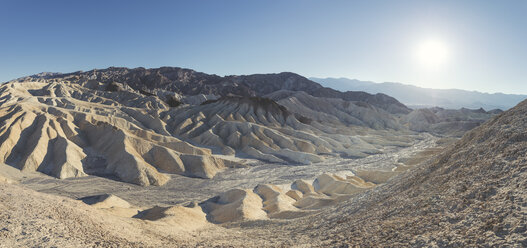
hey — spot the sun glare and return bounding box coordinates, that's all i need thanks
[415,39,449,68]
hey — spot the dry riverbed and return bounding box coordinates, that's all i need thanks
[15,133,447,207]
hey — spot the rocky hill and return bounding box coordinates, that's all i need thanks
[405,107,501,136]
[0,81,238,186]
[266,90,403,130]
[296,99,527,246]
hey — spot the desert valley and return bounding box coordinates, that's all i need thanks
[0,67,525,247]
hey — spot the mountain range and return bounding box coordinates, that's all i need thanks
[311,77,527,110]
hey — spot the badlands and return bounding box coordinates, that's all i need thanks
[1,67,523,247]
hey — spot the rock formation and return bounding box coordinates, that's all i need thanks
[0,81,237,185]
[200,170,380,223]
[406,107,498,136]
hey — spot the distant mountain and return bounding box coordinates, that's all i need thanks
[310,77,527,110]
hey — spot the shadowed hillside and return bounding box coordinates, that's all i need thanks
[298,99,527,247]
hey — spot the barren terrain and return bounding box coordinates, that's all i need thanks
[0,132,447,247]
[2,67,518,247]
[15,133,437,207]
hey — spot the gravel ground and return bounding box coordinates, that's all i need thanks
[18,133,438,207]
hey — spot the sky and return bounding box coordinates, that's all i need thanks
[0,0,526,94]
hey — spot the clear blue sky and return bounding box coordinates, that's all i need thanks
[1,0,526,94]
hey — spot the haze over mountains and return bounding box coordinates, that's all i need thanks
[312,77,527,110]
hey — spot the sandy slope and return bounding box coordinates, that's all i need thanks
[0,181,277,247]
[0,182,164,247]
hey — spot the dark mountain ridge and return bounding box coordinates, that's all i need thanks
[18,66,411,114]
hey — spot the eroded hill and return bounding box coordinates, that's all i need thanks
[1,68,428,186]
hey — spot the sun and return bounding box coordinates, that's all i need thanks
[415,39,449,68]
